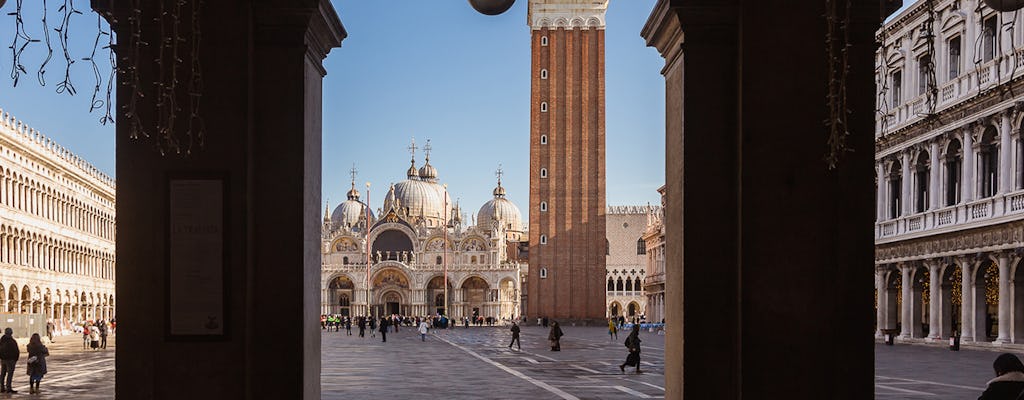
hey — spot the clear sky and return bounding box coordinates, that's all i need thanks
[0,1,665,222]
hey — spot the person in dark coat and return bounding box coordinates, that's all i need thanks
[357,317,366,338]
[508,322,521,350]
[548,321,563,351]
[620,324,642,373]
[0,327,19,393]
[25,333,48,394]
[379,317,389,343]
[978,353,1024,400]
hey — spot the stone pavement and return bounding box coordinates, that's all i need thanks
[875,342,1009,399]
[0,334,115,399]
[322,324,666,399]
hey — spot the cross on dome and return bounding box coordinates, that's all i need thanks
[495,164,504,185]
[349,163,358,188]
[407,137,418,162]
[423,139,432,161]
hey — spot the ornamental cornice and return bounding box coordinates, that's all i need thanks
[875,76,1024,154]
[875,221,1024,263]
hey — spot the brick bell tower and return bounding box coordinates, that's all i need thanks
[527,0,608,322]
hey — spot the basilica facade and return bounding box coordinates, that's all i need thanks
[321,152,525,321]
[876,0,1024,345]
[0,110,116,327]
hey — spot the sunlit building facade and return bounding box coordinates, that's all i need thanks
[0,111,116,328]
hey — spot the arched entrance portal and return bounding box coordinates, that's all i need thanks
[427,276,453,316]
[371,268,410,316]
[328,275,355,316]
[461,276,489,319]
[609,302,621,317]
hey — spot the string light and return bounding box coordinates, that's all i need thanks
[37,0,52,86]
[84,13,109,113]
[54,0,82,96]
[824,0,852,169]
[8,0,39,87]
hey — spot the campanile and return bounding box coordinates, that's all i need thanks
[527,0,608,322]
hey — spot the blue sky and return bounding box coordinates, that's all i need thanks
[0,1,665,221]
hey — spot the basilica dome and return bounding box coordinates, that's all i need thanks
[331,186,373,228]
[477,181,523,239]
[384,162,451,226]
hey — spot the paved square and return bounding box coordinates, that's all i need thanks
[875,342,1011,399]
[321,324,666,399]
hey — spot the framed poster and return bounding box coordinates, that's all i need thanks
[166,173,228,339]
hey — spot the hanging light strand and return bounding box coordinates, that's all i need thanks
[100,12,116,125]
[54,0,82,96]
[8,0,38,87]
[186,0,205,153]
[824,0,852,169]
[84,13,109,113]
[37,0,53,86]
[124,0,148,139]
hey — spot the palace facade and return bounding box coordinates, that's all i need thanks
[643,186,665,324]
[876,0,1024,344]
[321,150,525,320]
[0,111,116,326]
[605,205,655,319]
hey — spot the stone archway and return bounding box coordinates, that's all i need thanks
[328,275,355,316]
[460,276,489,319]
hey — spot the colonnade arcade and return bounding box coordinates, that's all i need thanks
[875,249,1024,343]
[321,265,519,320]
[0,283,113,322]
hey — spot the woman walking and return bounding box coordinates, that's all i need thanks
[548,321,563,351]
[418,320,429,342]
[620,325,642,373]
[25,333,48,394]
[608,319,618,340]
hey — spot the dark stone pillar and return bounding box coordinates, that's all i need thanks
[643,1,877,398]
[95,1,344,398]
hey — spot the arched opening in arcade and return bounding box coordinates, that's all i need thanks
[609,302,621,317]
[370,268,410,316]
[460,276,489,319]
[627,301,639,317]
[328,275,355,316]
[426,276,453,315]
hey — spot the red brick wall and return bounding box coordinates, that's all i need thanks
[528,26,606,321]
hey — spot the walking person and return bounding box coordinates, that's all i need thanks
[508,322,521,350]
[418,320,429,342]
[25,333,48,394]
[45,321,54,343]
[369,317,376,338]
[0,328,19,393]
[379,317,389,343]
[358,317,366,338]
[978,353,1024,400]
[82,324,90,350]
[548,321,563,351]
[620,324,643,374]
[608,319,618,340]
[345,317,352,336]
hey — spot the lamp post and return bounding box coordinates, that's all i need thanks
[443,183,449,318]
[365,182,372,319]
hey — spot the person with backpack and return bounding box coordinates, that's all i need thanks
[0,327,19,393]
[25,333,48,394]
[548,321,563,351]
[620,324,642,374]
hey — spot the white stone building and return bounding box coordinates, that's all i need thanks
[642,186,665,324]
[875,0,1024,344]
[605,205,656,319]
[321,147,524,320]
[0,110,116,327]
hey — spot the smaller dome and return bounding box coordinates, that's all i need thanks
[331,199,373,228]
[346,187,360,201]
[406,162,419,179]
[477,181,523,238]
[493,185,506,197]
[419,161,438,182]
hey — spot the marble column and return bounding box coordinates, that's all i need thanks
[964,127,976,202]
[901,265,914,338]
[1001,111,1013,194]
[930,140,941,211]
[928,262,942,339]
[876,269,887,337]
[961,258,975,341]
[998,253,1012,343]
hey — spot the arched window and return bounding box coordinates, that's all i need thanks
[635,278,642,290]
[636,238,646,255]
[540,168,548,178]
[540,102,548,112]
[436,256,443,265]
[979,126,999,198]
[540,201,548,212]
[540,234,547,244]
[945,140,962,206]
[625,279,633,291]
[541,135,548,145]
[540,69,548,79]
[607,278,614,291]
[889,160,903,218]
[914,151,929,213]
[342,256,349,265]
[539,268,548,279]
[339,295,350,307]
[616,278,624,291]
[541,36,548,46]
